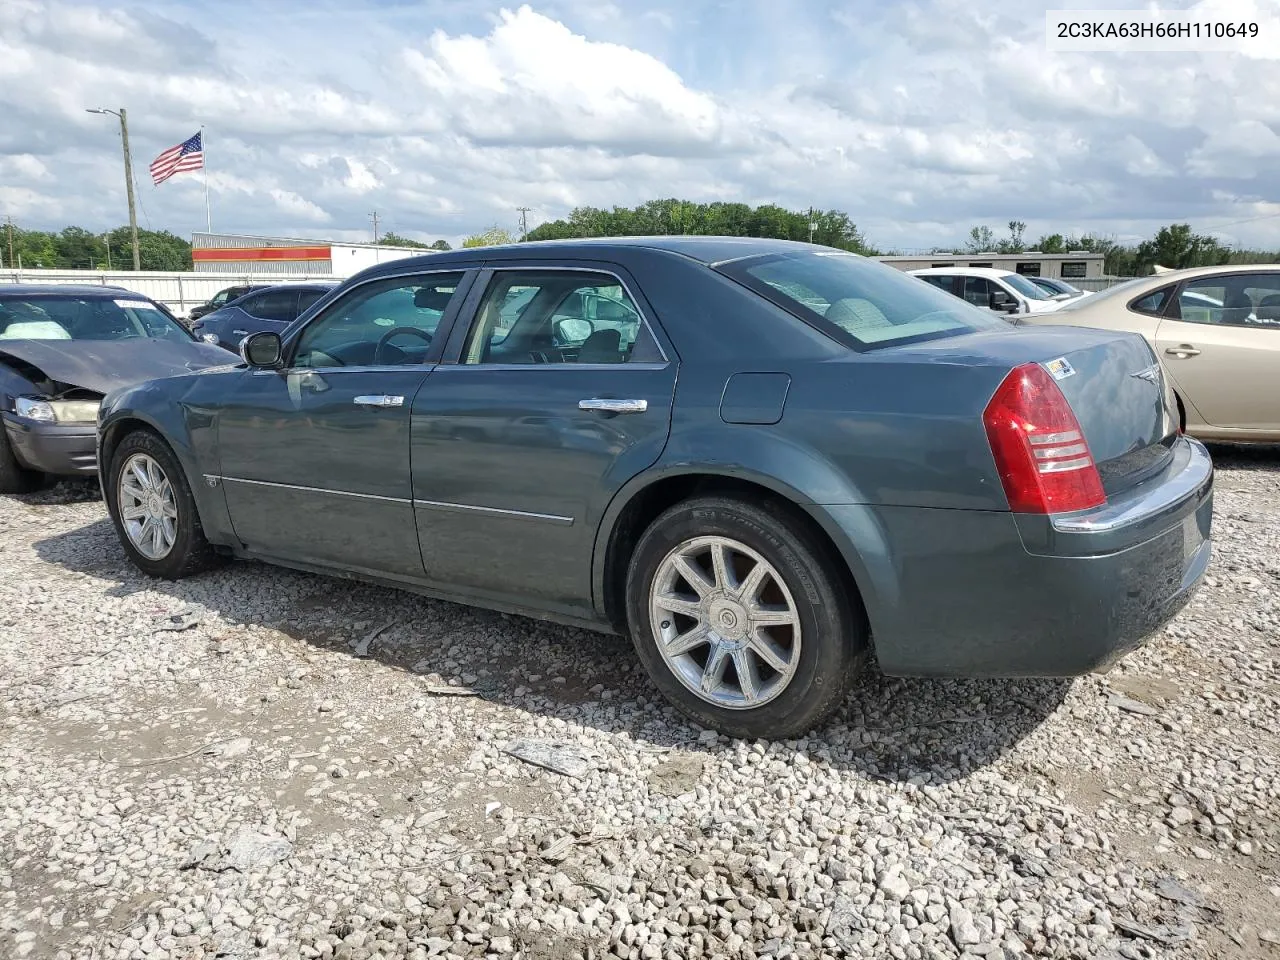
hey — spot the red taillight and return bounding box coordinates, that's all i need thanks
[983,362,1106,514]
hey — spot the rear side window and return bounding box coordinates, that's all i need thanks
[719,253,1008,350]
[1129,286,1172,317]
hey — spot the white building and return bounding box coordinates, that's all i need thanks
[876,251,1106,280]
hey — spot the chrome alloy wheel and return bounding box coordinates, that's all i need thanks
[648,535,802,710]
[117,453,178,560]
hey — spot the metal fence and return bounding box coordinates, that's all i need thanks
[0,269,334,317]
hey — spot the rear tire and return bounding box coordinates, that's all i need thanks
[0,430,46,494]
[105,429,224,579]
[626,495,867,739]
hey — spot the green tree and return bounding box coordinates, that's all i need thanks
[379,231,431,249]
[1134,223,1229,272]
[996,220,1026,254]
[964,226,996,253]
[461,226,515,248]
[429,239,452,251]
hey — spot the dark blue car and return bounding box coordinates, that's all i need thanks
[96,238,1213,738]
[190,282,337,352]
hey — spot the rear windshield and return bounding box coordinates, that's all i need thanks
[718,252,1010,350]
[0,295,193,342]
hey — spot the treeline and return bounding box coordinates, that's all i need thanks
[951,221,1280,275]
[525,199,876,254]
[1,225,192,271]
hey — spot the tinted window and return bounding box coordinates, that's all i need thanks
[1001,273,1053,300]
[962,276,993,306]
[1061,261,1088,279]
[1177,274,1280,327]
[297,289,329,313]
[462,271,658,365]
[917,275,954,293]
[243,289,298,322]
[721,252,1007,350]
[293,273,465,368]
[0,295,192,342]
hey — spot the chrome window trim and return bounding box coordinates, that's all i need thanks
[414,498,574,525]
[463,264,670,365]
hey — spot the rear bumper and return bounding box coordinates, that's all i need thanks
[837,436,1214,677]
[1,415,98,476]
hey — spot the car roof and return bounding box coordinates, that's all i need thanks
[362,236,835,272]
[242,282,338,292]
[0,284,145,297]
[908,267,1018,279]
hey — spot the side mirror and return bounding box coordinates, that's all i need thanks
[240,331,283,368]
[989,290,1020,313]
[555,316,595,342]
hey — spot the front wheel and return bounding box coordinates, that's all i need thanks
[106,430,224,579]
[626,496,867,739]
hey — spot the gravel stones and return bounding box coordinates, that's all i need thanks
[1,452,1279,959]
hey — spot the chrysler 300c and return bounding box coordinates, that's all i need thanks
[97,238,1213,738]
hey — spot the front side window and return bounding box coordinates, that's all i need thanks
[962,276,994,307]
[293,272,465,368]
[461,271,660,365]
[720,252,1007,350]
[1177,274,1280,327]
[0,296,192,342]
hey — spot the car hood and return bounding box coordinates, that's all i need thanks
[0,338,233,394]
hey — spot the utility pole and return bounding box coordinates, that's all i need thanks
[370,211,380,243]
[86,106,141,270]
[4,216,14,269]
[808,207,817,244]
[517,206,530,240]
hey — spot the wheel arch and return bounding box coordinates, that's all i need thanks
[593,466,887,643]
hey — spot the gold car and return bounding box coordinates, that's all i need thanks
[1021,265,1280,441]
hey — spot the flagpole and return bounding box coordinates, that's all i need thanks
[201,125,212,233]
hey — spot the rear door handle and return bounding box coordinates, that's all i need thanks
[1165,345,1201,358]
[579,398,647,414]
[353,395,405,407]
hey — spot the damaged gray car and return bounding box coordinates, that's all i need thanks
[0,285,231,493]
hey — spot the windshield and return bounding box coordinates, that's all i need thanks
[1001,273,1054,300]
[719,252,1010,350]
[0,295,194,342]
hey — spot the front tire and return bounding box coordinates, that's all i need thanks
[626,495,867,739]
[0,430,46,494]
[106,429,223,579]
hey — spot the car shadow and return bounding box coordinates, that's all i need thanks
[29,509,1074,784]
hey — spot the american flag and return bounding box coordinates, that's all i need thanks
[149,131,203,185]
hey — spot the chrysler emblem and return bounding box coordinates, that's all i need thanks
[1131,364,1161,384]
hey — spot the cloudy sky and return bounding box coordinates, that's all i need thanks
[2,0,1279,251]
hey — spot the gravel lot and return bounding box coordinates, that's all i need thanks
[1,447,1277,960]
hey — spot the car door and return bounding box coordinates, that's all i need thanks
[410,264,678,614]
[1155,272,1280,430]
[215,269,474,576]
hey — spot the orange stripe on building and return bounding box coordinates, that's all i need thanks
[193,246,332,262]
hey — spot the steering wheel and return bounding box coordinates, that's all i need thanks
[373,326,432,365]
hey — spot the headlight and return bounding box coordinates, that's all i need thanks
[14,397,55,422]
[14,396,100,424]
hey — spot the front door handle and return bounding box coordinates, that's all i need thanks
[579,398,647,414]
[1165,345,1201,358]
[353,395,405,407]
[232,329,249,336]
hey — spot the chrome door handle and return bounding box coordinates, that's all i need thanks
[232,329,249,336]
[579,398,647,414]
[353,395,405,407]
[1165,345,1201,358]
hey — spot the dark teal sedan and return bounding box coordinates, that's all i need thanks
[96,238,1213,738]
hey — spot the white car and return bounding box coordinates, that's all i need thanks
[908,267,1068,317]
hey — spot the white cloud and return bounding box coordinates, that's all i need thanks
[2,0,1280,252]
